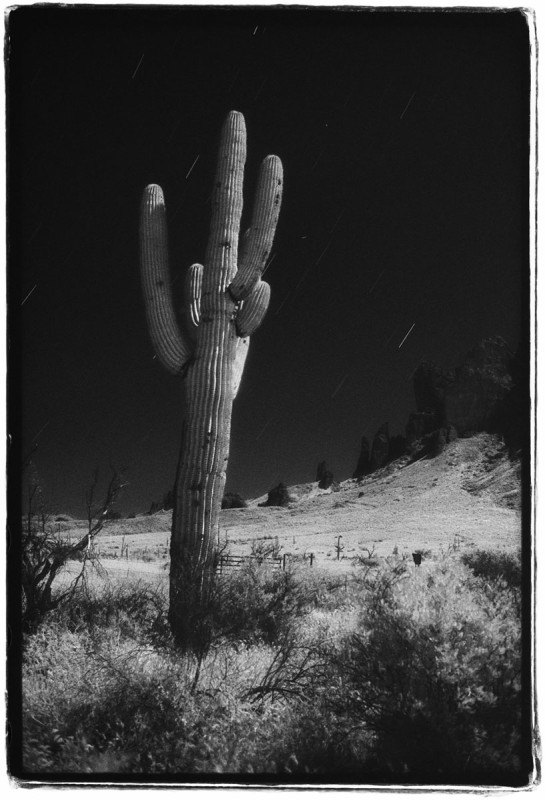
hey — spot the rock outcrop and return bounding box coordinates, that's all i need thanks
[489,342,528,456]
[316,461,334,490]
[353,436,371,479]
[445,337,514,436]
[371,423,390,471]
[353,336,523,476]
[388,434,407,461]
[354,428,405,477]
[259,482,291,508]
[406,336,521,459]
[406,411,438,448]
[413,361,453,422]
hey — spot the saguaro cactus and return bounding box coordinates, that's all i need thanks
[140,111,283,647]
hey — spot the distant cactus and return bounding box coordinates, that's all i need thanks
[140,111,283,648]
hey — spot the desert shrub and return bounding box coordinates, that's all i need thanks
[290,567,355,612]
[222,491,247,509]
[180,560,349,653]
[250,537,281,561]
[461,549,521,589]
[236,601,370,775]
[329,554,523,783]
[21,549,525,780]
[54,580,170,645]
[21,466,126,633]
[22,606,319,774]
[209,564,309,644]
[258,697,373,776]
[23,620,211,772]
[163,559,313,659]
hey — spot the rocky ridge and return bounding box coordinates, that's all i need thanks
[356,336,526,475]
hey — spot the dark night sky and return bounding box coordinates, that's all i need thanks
[8,6,530,517]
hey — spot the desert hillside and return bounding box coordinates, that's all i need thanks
[222,432,521,566]
[62,432,522,581]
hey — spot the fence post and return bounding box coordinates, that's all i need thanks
[283,553,287,572]
[310,552,314,567]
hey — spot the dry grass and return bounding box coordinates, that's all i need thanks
[51,434,521,598]
[20,546,529,784]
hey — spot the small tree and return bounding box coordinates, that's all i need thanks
[22,465,127,633]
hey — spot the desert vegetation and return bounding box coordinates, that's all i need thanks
[21,465,127,634]
[20,545,526,784]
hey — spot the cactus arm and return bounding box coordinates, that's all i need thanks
[203,110,246,299]
[229,155,283,301]
[239,227,251,260]
[236,280,271,337]
[140,184,193,374]
[232,337,250,397]
[185,263,203,329]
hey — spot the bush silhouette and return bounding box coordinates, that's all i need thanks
[221,492,247,509]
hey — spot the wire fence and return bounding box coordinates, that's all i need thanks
[57,548,318,590]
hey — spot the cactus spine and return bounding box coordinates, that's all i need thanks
[140,111,283,646]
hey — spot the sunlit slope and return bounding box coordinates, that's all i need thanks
[221,433,521,566]
[62,433,522,574]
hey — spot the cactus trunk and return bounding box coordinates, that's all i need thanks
[139,111,283,649]
[176,325,237,568]
[169,313,237,645]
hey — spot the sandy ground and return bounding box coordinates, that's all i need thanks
[58,433,522,586]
